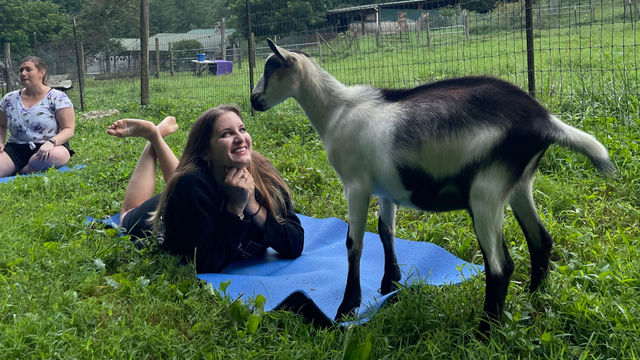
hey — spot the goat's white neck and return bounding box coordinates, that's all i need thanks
[292,63,349,139]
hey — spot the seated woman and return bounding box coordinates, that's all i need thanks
[0,56,75,177]
[107,104,304,273]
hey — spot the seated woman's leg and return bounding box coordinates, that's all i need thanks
[0,151,17,177]
[107,117,179,224]
[19,145,70,174]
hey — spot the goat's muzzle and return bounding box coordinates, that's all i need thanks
[250,93,270,111]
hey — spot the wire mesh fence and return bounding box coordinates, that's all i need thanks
[2,0,638,137]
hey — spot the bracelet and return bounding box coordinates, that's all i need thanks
[246,203,262,218]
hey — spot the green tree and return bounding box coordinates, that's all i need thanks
[0,0,70,55]
[51,0,89,15]
[0,0,30,50]
[149,0,219,35]
[220,0,329,38]
[172,39,204,52]
[75,0,137,57]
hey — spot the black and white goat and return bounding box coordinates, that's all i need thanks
[250,39,615,332]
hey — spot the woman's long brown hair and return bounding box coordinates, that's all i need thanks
[152,104,292,233]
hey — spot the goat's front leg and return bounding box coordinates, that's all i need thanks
[378,196,401,294]
[335,186,370,322]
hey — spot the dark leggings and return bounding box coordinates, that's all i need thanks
[121,194,161,239]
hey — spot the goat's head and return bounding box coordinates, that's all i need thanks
[250,39,307,111]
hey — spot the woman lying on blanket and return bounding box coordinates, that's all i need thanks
[107,104,304,273]
[0,56,75,177]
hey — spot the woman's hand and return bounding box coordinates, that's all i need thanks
[223,167,255,217]
[36,141,55,160]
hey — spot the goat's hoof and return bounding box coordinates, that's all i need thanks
[475,324,490,342]
[380,266,401,295]
[529,268,549,293]
[335,300,360,322]
[380,277,400,295]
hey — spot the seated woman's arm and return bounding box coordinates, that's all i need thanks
[52,107,75,144]
[261,194,304,259]
[0,111,7,151]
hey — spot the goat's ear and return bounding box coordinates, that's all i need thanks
[267,38,289,65]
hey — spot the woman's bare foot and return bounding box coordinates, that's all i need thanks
[107,119,158,139]
[157,116,178,138]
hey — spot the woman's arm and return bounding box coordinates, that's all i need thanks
[163,172,251,273]
[261,195,304,259]
[0,111,7,151]
[51,107,75,144]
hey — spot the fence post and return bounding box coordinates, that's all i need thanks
[525,0,536,97]
[140,0,150,106]
[425,12,431,46]
[463,9,470,41]
[246,0,255,115]
[376,6,382,47]
[3,42,17,92]
[72,18,86,111]
[168,42,174,76]
[316,33,323,63]
[236,46,241,70]
[155,37,160,78]
[221,18,226,60]
[34,32,39,56]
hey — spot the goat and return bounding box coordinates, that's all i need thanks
[250,39,615,333]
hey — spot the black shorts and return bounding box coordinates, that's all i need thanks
[3,141,74,174]
[121,194,161,239]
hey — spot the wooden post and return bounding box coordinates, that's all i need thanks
[246,0,255,114]
[168,42,174,76]
[425,12,431,46]
[105,54,111,73]
[220,18,226,60]
[155,37,160,78]
[463,10,470,41]
[236,46,241,70]
[316,33,322,63]
[73,18,86,111]
[140,0,150,106]
[3,42,16,92]
[33,32,39,56]
[525,0,536,97]
[376,6,381,47]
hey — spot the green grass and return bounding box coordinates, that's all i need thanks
[1,7,640,359]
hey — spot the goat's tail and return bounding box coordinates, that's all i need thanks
[547,115,617,175]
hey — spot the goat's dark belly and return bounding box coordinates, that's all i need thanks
[410,183,468,211]
[398,166,470,212]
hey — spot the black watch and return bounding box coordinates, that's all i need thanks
[47,138,57,145]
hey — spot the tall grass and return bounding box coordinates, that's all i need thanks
[1,11,639,359]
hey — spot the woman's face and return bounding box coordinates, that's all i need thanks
[208,111,252,170]
[19,61,45,87]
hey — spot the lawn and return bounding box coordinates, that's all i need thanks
[1,8,639,359]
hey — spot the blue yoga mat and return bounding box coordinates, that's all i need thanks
[87,212,483,325]
[0,164,86,184]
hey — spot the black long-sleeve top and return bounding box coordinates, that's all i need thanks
[160,168,304,273]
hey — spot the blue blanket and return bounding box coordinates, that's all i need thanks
[0,164,86,184]
[87,213,482,325]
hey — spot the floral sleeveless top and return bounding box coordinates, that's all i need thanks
[0,89,73,149]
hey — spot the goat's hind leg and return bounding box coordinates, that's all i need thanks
[509,175,553,292]
[469,170,514,333]
[378,197,401,295]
